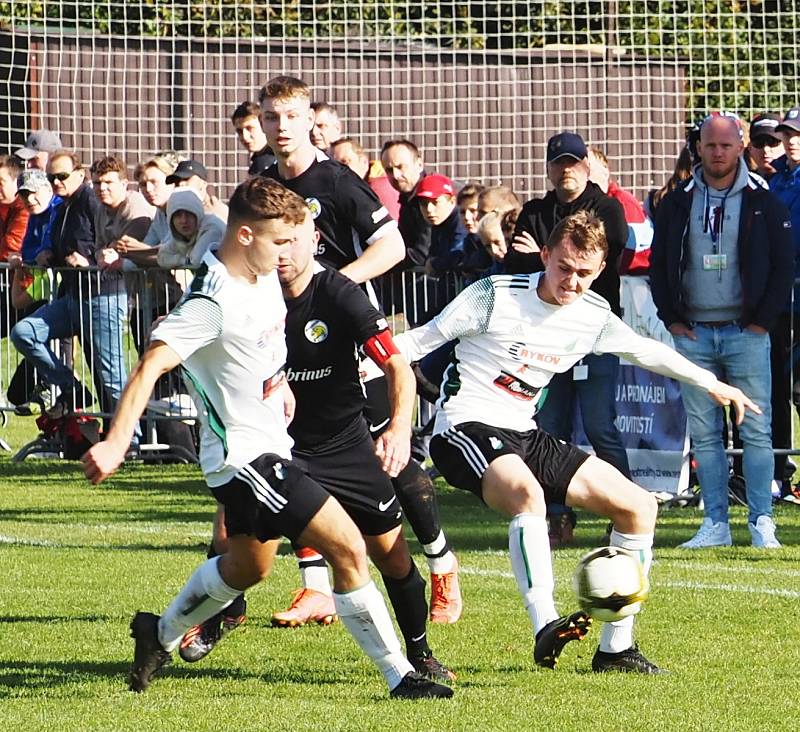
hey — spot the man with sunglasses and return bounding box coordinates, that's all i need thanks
[10,151,108,416]
[747,113,785,180]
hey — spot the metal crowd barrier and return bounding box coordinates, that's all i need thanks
[0,262,195,461]
[2,262,797,468]
[0,263,464,462]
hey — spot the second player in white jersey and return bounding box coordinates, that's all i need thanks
[396,272,717,434]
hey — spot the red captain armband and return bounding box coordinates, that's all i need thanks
[363,329,400,367]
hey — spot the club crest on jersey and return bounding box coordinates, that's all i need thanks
[489,436,504,450]
[304,319,329,343]
[305,197,322,219]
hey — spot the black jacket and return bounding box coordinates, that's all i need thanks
[397,175,432,270]
[506,181,627,314]
[50,182,98,265]
[650,173,794,331]
[249,146,275,176]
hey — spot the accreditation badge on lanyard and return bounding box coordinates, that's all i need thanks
[703,200,728,275]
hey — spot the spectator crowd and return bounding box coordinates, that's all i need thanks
[1,89,799,551]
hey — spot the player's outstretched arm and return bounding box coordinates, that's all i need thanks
[598,316,763,426]
[339,228,405,284]
[82,341,182,485]
[707,380,761,425]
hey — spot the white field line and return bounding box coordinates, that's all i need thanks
[459,566,800,599]
[465,551,800,579]
[2,533,799,598]
[654,560,800,579]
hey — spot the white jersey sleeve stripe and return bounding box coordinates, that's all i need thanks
[365,219,399,246]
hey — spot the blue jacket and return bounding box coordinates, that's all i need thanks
[21,195,63,263]
[426,206,468,276]
[768,155,800,310]
[650,168,794,331]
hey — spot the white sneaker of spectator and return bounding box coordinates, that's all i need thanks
[147,393,197,419]
[678,517,732,549]
[748,515,781,549]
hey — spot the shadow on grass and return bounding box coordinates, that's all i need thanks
[0,539,209,553]
[0,658,356,697]
[0,506,216,525]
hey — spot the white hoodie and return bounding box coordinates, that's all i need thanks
[158,188,225,268]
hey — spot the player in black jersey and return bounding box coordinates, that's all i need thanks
[257,75,462,627]
[181,208,456,684]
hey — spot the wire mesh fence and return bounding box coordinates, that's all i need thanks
[2,2,799,201]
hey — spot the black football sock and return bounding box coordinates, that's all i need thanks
[382,562,430,658]
[391,459,446,547]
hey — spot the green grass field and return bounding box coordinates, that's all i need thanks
[1,414,800,732]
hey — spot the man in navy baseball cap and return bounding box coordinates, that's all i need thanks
[546,132,588,163]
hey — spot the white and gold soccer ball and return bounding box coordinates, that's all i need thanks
[572,546,649,622]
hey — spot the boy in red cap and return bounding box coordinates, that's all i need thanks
[416,173,468,277]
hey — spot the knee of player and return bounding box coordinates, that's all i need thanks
[508,480,547,514]
[632,488,658,529]
[328,534,368,573]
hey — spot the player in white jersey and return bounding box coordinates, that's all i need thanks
[81,177,452,700]
[394,210,759,674]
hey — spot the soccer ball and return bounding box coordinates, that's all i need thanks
[572,546,649,622]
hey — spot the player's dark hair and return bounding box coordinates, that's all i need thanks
[381,139,421,158]
[228,176,308,228]
[90,155,128,179]
[258,76,311,104]
[545,210,608,257]
[231,100,262,124]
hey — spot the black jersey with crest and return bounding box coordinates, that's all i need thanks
[285,263,390,448]
[263,151,396,271]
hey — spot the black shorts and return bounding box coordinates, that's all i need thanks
[210,453,329,543]
[430,422,590,505]
[293,418,403,536]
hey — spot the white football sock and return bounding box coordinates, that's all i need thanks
[300,562,333,596]
[509,513,558,635]
[334,581,415,691]
[157,557,241,652]
[599,529,654,654]
[424,531,456,574]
